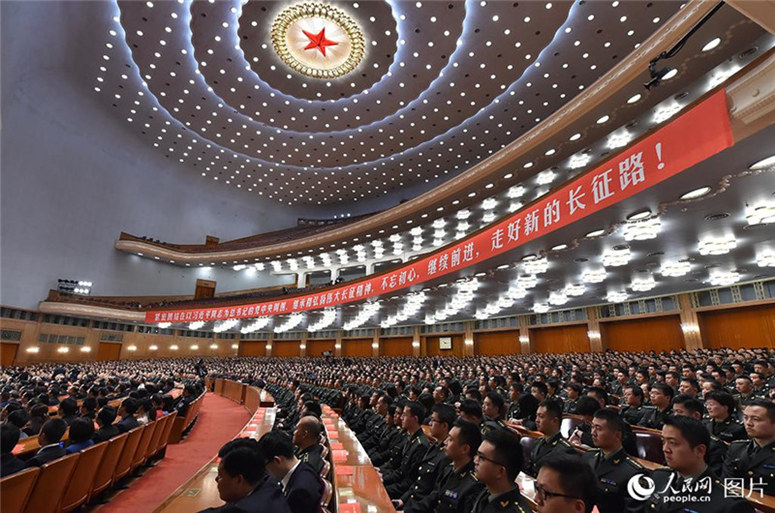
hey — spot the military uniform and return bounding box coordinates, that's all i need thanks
[471,486,532,513]
[638,406,672,430]
[368,423,400,466]
[733,392,761,409]
[620,404,646,426]
[383,428,431,499]
[297,443,324,475]
[705,417,747,444]
[525,431,577,477]
[430,461,485,513]
[723,439,775,497]
[481,417,510,435]
[644,467,754,512]
[563,397,579,414]
[581,447,647,513]
[400,442,450,508]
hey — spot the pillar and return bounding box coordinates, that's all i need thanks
[266,332,274,357]
[678,293,704,351]
[586,307,603,352]
[464,321,475,356]
[300,332,307,357]
[412,326,421,357]
[296,272,307,289]
[335,330,343,357]
[372,329,380,357]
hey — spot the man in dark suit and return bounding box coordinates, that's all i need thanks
[293,415,324,475]
[25,418,67,467]
[175,385,196,417]
[1,423,26,477]
[471,429,532,513]
[524,399,576,477]
[93,406,120,443]
[116,398,139,433]
[259,430,322,513]
[199,439,292,513]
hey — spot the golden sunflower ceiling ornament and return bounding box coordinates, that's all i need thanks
[271,2,365,79]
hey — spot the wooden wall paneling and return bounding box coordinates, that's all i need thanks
[531,325,590,354]
[424,335,464,356]
[273,340,301,357]
[342,338,373,357]
[0,342,19,366]
[97,342,122,361]
[380,337,413,356]
[601,315,684,353]
[699,304,775,349]
[239,341,267,357]
[307,340,336,357]
[474,330,521,355]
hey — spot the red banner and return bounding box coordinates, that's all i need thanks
[146,90,733,324]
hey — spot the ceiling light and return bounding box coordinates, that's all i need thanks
[749,155,775,170]
[565,283,586,297]
[189,321,204,330]
[597,115,610,124]
[516,274,538,289]
[170,345,178,350]
[522,258,548,275]
[602,247,631,267]
[533,303,549,314]
[456,209,471,220]
[585,229,606,238]
[536,170,556,185]
[549,291,568,305]
[507,185,526,198]
[622,217,661,241]
[627,94,641,104]
[607,131,633,149]
[746,201,775,226]
[698,234,737,255]
[631,274,656,292]
[756,250,775,267]
[663,68,678,80]
[569,153,592,169]
[660,260,691,277]
[551,244,568,251]
[158,322,172,329]
[680,187,712,200]
[627,210,651,221]
[569,133,582,141]
[581,268,606,283]
[702,37,721,52]
[606,291,628,303]
[214,319,239,333]
[709,269,740,287]
[482,198,497,210]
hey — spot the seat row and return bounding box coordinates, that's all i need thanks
[1,411,177,513]
[167,393,204,444]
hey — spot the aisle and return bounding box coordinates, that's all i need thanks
[92,392,251,513]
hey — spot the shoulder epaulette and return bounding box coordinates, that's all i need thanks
[730,439,750,445]
[625,456,645,470]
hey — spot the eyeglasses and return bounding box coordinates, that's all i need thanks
[534,484,582,503]
[475,451,506,467]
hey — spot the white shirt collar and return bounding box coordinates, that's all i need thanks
[281,460,301,491]
[38,442,60,452]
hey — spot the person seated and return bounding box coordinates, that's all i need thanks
[381,402,431,499]
[619,385,646,425]
[58,397,79,426]
[524,399,576,477]
[116,398,140,433]
[23,404,49,437]
[672,394,727,474]
[292,415,324,475]
[534,453,597,513]
[174,385,196,417]
[704,390,747,443]
[66,418,95,454]
[258,430,322,513]
[580,409,645,513]
[481,392,509,434]
[638,383,674,430]
[93,406,120,443]
[80,397,98,420]
[471,429,533,512]
[136,399,156,425]
[645,416,753,512]
[198,438,291,513]
[1,423,26,477]
[25,418,67,467]
[724,399,775,497]
[7,409,30,439]
[458,399,485,429]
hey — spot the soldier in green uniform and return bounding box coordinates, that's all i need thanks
[619,385,647,426]
[581,409,646,513]
[638,383,674,430]
[524,399,577,477]
[382,401,431,499]
[645,416,753,512]
[723,399,775,497]
[481,392,509,434]
[471,430,533,513]
[292,415,324,475]
[704,391,747,443]
[534,453,597,513]
[672,395,727,475]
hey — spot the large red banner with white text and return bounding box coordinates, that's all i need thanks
[145,90,734,323]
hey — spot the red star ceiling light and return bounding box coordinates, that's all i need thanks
[271,3,365,79]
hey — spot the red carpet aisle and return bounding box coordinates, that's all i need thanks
[95,392,251,513]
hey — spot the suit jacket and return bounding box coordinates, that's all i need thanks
[525,431,577,477]
[198,475,293,513]
[297,444,324,475]
[723,439,775,496]
[93,424,120,443]
[117,415,139,433]
[1,452,27,477]
[471,486,532,513]
[284,462,322,513]
[645,467,754,512]
[25,444,66,468]
[581,447,646,513]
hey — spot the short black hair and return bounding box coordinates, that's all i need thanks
[593,408,625,434]
[69,418,95,444]
[484,391,505,415]
[97,406,118,426]
[41,418,68,443]
[258,430,295,460]
[482,429,523,482]
[121,398,138,414]
[672,394,703,416]
[1,423,21,454]
[575,396,600,416]
[662,415,709,450]
[452,419,481,459]
[704,391,737,417]
[624,385,645,399]
[8,409,29,430]
[651,383,675,400]
[459,399,483,420]
[432,403,456,429]
[405,401,425,422]
[680,378,699,391]
[746,399,775,423]
[221,445,266,485]
[60,397,78,416]
[587,387,608,404]
[531,382,548,396]
[303,400,322,418]
[538,399,563,422]
[537,454,597,513]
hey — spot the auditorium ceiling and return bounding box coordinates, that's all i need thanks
[92,0,760,206]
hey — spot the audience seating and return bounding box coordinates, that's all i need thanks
[113,426,144,482]
[519,435,538,467]
[59,442,108,513]
[634,431,666,465]
[0,468,40,513]
[131,421,157,472]
[89,433,128,499]
[23,453,79,513]
[560,416,584,438]
[168,393,204,444]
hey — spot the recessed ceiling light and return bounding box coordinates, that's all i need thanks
[663,68,678,80]
[750,155,775,170]
[702,37,721,52]
[680,186,712,200]
[551,244,568,251]
[585,229,605,238]
[626,210,651,221]
[596,115,610,124]
[627,94,641,104]
[569,133,581,141]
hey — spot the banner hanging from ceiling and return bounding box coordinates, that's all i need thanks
[146,89,733,323]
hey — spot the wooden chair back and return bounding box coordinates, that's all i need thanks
[59,442,107,513]
[89,433,127,498]
[0,467,40,513]
[23,453,80,513]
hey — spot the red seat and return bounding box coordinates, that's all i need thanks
[89,433,127,499]
[0,467,40,513]
[24,453,80,513]
[519,436,539,469]
[113,426,144,482]
[59,442,108,512]
[635,431,665,464]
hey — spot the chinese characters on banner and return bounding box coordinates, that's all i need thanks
[145,90,734,324]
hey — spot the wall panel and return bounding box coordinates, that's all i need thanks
[531,325,590,354]
[97,342,122,361]
[699,304,775,349]
[475,330,521,355]
[273,340,301,357]
[601,315,683,353]
[380,337,413,356]
[307,340,336,357]
[239,341,267,357]
[343,338,373,357]
[1,342,19,366]
[424,335,464,356]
